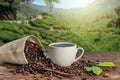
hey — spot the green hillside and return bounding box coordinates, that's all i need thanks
[0,14,120,52]
[0,15,78,50]
[70,18,120,52]
[17,4,40,19]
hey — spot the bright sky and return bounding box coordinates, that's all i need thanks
[33,0,95,9]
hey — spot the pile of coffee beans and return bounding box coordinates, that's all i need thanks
[14,41,96,78]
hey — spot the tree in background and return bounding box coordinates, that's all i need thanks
[0,0,60,20]
[0,0,32,20]
[114,5,120,27]
[44,0,60,14]
[115,5,120,16]
[107,5,120,28]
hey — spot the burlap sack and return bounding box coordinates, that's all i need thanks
[0,35,44,64]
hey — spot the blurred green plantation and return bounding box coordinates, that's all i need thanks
[29,15,68,30]
[0,15,80,50]
[0,13,120,52]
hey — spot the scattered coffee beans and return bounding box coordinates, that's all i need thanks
[14,41,96,78]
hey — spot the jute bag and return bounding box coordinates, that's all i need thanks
[0,35,44,64]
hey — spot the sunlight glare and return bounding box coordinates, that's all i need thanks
[76,0,94,8]
[55,0,95,9]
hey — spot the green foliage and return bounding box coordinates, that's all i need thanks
[68,17,120,52]
[30,15,68,30]
[97,62,115,67]
[0,13,120,52]
[0,0,33,20]
[92,67,103,76]
[85,62,115,76]
[115,5,120,16]
[16,11,27,20]
[0,21,42,45]
[0,40,4,46]
[0,30,17,42]
[0,1,9,6]
[107,5,120,28]
[44,0,60,14]
[17,4,40,20]
[85,66,103,76]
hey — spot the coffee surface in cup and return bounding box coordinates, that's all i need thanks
[51,44,74,47]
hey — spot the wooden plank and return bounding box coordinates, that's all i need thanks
[0,52,120,80]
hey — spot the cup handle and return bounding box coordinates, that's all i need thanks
[74,47,84,62]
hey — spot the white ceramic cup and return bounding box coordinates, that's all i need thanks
[48,42,84,66]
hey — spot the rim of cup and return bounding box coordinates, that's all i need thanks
[49,42,76,48]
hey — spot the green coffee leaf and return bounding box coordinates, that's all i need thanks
[84,67,93,72]
[85,66,103,76]
[97,62,115,67]
[92,67,103,76]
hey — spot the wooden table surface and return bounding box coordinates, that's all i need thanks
[0,52,120,80]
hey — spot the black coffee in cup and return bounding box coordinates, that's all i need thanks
[51,44,74,47]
